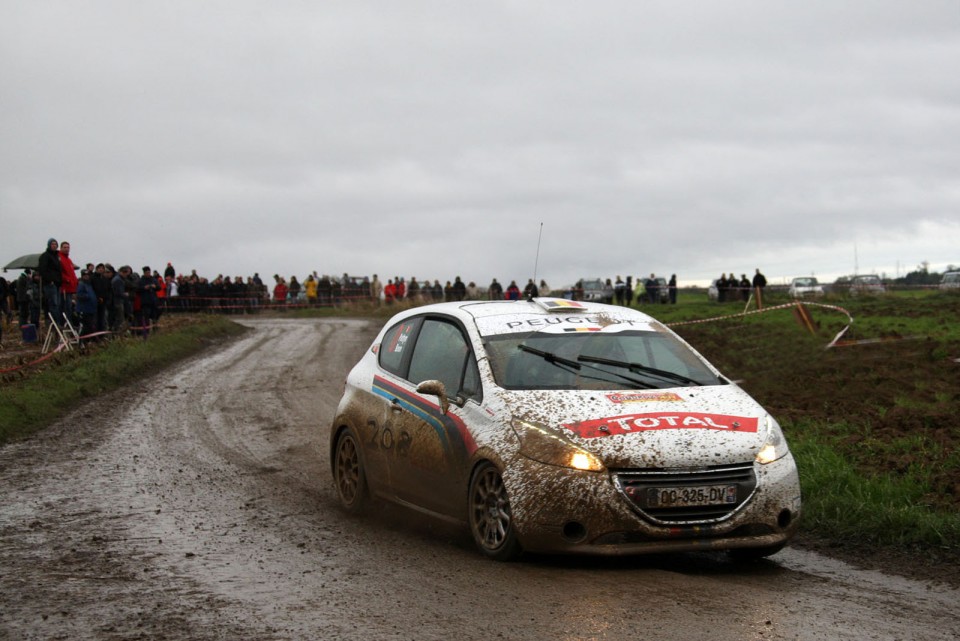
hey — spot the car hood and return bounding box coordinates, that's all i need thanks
[501,385,771,468]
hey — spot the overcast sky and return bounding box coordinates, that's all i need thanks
[2,1,958,288]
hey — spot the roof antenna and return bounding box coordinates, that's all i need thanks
[529,222,543,301]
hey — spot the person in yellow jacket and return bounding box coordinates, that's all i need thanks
[304,274,318,306]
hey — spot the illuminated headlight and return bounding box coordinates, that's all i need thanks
[756,415,790,465]
[511,419,604,472]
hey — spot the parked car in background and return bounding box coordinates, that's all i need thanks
[788,277,824,298]
[940,271,960,290]
[653,277,670,303]
[577,278,614,304]
[849,274,886,296]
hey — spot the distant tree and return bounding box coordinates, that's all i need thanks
[895,263,942,286]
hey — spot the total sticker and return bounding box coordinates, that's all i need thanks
[564,412,759,439]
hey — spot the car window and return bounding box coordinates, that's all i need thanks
[378,318,422,376]
[486,330,719,391]
[407,318,476,400]
[460,351,482,403]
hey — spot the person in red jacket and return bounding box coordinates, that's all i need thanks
[59,240,79,322]
[383,279,397,304]
[273,275,288,307]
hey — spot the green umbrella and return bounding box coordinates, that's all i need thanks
[3,253,42,272]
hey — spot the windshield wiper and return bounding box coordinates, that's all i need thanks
[516,344,657,389]
[517,344,581,370]
[577,355,703,387]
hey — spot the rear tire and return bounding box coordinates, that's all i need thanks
[333,428,368,514]
[468,463,522,561]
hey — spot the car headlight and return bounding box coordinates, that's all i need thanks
[511,419,605,472]
[756,415,790,465]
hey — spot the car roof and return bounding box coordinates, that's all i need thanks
[381,298,662,337]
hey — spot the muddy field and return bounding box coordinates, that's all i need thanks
[673,306,960,511]
[1,317,959,640]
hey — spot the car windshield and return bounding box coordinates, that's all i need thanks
[483,330,722,391]
[793,278,817,286]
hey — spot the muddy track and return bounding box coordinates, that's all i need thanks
[1,318,958,640]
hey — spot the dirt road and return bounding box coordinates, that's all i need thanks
[2,317,958,640]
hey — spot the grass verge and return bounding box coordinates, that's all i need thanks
[653,290,960,555]
[0,316,247,445]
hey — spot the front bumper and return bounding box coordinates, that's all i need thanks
[502,452,801,555]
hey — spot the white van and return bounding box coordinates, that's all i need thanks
[940,271,960,290]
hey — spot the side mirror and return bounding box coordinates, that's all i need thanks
[416,380,449,415]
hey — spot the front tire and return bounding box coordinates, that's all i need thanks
[468,463,522,561]
[333,428,368,514]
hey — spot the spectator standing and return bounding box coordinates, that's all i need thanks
[752,268,767,308]
[717,274,728,302]
[59,241,79,323]
[370,274,382,304]
[75,269,98,338]
[165,274,179,312]
[506,280,521,300]
[16,269,32,327]
[466,281,478,300]
[38,238,63,326]
[109,265,130,331]
[523,279,539,299]
[383,279,397,304]
[0,276,10,326]
[273,276,288,306]
[452,276,467,301]
[164,262,176,279]
[488,278,503,300]
[407,277,421,302]
[91,263,112,331]
[304,274,318,305]
[318,275,332,305]
[668,274,678,304]
[614,276,625,305]
[631,277,643,305]
[289,276,301,304]
[646,274,658,304]
[26,271,42,329]
[739,274,751,302]
[137,266,159,337]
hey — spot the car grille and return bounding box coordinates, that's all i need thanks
[612,463,757,525]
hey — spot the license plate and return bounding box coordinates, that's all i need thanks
[647,484,738,508]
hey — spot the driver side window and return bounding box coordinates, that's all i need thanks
[408,318,481,403]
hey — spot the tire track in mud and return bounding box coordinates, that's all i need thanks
[2,318,959,640]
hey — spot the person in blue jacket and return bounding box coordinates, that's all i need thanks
[75,269,99,339]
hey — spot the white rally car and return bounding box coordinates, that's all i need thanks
[330,298,801,560]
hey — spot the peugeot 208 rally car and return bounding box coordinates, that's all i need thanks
[330,298,801,560]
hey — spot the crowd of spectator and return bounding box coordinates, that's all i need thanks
[0,238,568,343]
[2,238,768,346]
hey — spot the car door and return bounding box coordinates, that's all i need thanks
[366,316,423,500]
[389,317,481,517]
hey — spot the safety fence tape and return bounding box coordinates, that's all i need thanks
[665,301,854,349]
